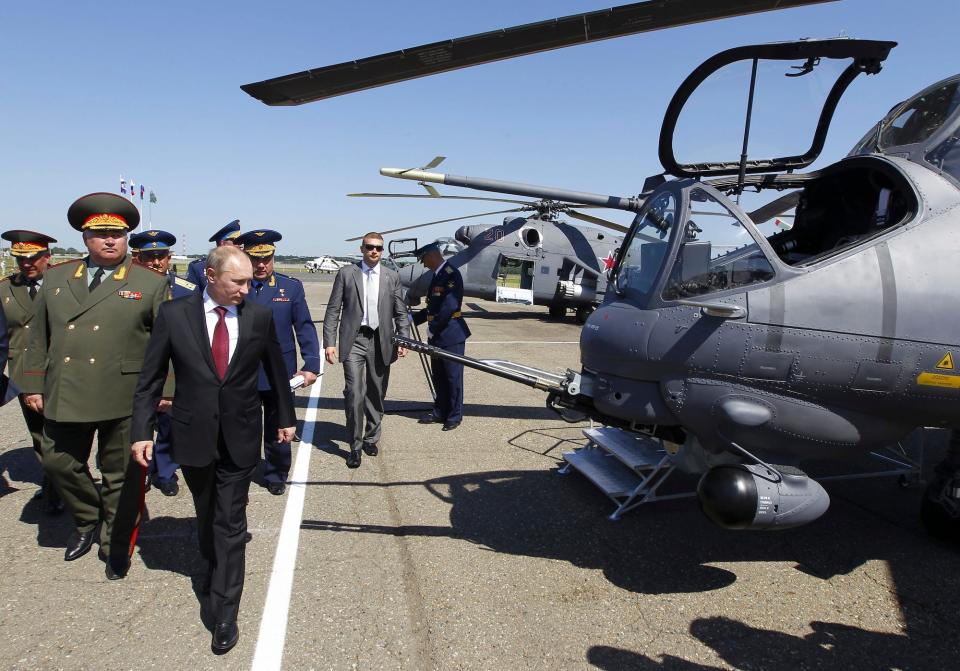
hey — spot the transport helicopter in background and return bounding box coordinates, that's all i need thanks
[243,0,960,536]
[348,159,629,322]
[304,255,350,273]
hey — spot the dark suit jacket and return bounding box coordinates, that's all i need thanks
[131,293,296,468]
[322,261,410,363]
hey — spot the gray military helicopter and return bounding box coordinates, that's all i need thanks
[243,0,960,536]
[347,168,627,322]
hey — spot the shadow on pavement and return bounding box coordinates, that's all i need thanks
[0,446,42,497]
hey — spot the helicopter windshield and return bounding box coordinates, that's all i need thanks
[662,187,775,300]
[614,191,676,297]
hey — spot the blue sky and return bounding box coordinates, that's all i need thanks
[2,1,958,256]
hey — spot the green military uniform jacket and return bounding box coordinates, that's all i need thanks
[22,256,171,422]
[0,272,39,389]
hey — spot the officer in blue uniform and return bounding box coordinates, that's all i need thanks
[130,229,197,496]
[414,243,471,431]
[186,219,241,290]
[236,229,320,494]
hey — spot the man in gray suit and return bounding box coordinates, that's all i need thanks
[323,232,409,468]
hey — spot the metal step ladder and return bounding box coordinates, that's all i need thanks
[560,427,693,520]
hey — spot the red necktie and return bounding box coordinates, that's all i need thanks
[212,306,229,379]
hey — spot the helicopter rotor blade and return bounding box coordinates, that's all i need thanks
[344,207,529,241]
[347,192,536,206]
[565,209,630,234]
[747,191,802,224]
[241,0,836,106]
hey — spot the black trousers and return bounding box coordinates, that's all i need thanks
[181,438,256,623]
[261,389,294,484]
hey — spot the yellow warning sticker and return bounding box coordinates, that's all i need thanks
[936,352,955,370]
[917,372,960,389]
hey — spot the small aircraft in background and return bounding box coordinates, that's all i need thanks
[304,255,350,273]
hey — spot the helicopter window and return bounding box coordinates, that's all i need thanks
[926,135,960,184]
[880,79,960,149]
[615,191,676,296]
[662,189,774,300]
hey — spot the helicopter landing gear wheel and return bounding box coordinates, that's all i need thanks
[921,476,960,542]
[575,306,593,324]
[548,303,566,320]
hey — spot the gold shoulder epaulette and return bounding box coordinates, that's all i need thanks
[174,276,197,290]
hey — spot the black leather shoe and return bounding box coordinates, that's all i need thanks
[267,482,286,496]
[211,621,239,654]
[442,421,461,431]
[244,531,252,543]
[362,442,379,457]
[104,556,128,580]
[158,480,179,497]
[64,530,96,561]
[346,450,362,469]
[418,414,443,425]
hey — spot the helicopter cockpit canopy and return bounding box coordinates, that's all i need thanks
[850,73,960,188]
[614,180,776,304]
[659,39,896,180]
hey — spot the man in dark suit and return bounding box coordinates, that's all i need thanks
[131,245,296,655]
[236,229,320,494]
[323,232,409,468]
[185,219,241,290]
[414,243,471,431]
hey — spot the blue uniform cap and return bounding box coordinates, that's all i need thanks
[209,219,241,243]
[236,229,283,257]
[130,229,176,253]
[415,242,442,259]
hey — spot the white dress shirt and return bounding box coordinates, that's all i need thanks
[202,289,239,363]
[360,261,381,329]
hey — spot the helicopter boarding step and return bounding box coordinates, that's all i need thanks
[560,427,693,521]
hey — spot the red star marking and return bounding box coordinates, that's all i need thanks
[601,252,616,271]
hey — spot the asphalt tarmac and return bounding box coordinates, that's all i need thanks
[0,279,958,670]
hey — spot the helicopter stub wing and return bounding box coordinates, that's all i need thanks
[241,0,837,106]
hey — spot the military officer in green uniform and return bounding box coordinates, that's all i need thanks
[0,230,64,514]
[21,193,172,575]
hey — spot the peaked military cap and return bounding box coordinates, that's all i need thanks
[67,192,140,232]
[208,219,241,243]
[1,229,57,257]
[414,241,442,259]
[130,229,176,253]
[236,229,282,257]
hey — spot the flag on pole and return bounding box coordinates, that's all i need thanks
[140,184,144,200]
[149,190,157,204]
[120,176,127,195]
[129,181,136,201]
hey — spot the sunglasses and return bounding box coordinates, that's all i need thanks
[363,244,384,252]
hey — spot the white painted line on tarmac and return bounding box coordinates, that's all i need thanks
[251,363,324,671]
[467,341,579,344]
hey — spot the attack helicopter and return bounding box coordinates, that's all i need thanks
[242,0,960,536]
[348,160,628,322]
